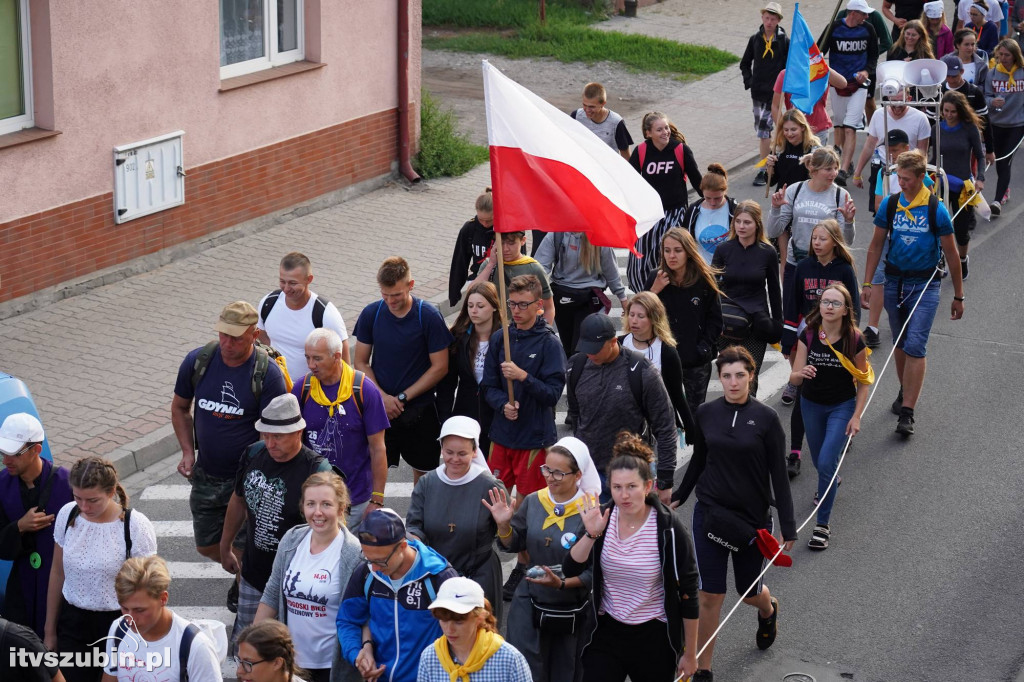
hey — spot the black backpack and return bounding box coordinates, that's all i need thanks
[260,290,330,328]
[566,347,649,439]
[108,616,201,682]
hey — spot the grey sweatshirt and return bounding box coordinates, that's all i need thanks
[535,232,628,299]
[985,66,1024,128]
[768,181,855,264]
[567,349,677,488]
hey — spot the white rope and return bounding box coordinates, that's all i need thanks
[674,264,944,682]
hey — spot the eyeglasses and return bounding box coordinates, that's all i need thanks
[233,657,268,673]
[539,465,573,481]
[3,443,34,457]
[820,300,846,310]
[507,299,538,310]
[360,544,403,568]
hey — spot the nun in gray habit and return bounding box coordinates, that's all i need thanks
[407,415,507,620]
[483,436,602,682]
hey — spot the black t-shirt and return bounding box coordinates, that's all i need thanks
[629,141,694,211]
[233,444,330,591]
[773,141,811,191]
[891,0,926,20]
[0,618,59,682]
[800,329,866,405]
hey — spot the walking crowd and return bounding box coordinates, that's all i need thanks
[4,0,1013,680]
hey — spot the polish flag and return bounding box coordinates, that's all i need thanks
[482,61,664,253]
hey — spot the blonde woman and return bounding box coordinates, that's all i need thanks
[711,201,783,397]
[620,292,695,440]
[535,231,628,358]
[889,19,936,60]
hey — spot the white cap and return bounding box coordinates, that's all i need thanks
[428,577,485,614]
[847,0,872,13]
[0,413,45,455]
[923,0,943,17]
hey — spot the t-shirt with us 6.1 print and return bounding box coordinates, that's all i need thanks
[233,444,331,591]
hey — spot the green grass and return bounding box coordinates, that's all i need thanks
[423,0,736,80]
[414,90,490,179]
[423,0,599,29]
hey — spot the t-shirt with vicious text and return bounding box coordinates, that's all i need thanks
[353,298,454,407]
[692,203,731,265]
[234,445,331,591]
[103,612,222,682]
[569,108,634,151]
[174,346,287,478]
[800,330,866,405]
[257,291,349,383]
[292,375,390,504]
[282,532,346,669]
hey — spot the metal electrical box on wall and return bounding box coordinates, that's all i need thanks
[112,131,186,224]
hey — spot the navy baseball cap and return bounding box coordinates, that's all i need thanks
[887,129,910,146]
[941,54,963,77]
[576,313,617,355]
[357,508,407,546]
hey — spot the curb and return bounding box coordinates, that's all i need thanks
[108,424,180,479]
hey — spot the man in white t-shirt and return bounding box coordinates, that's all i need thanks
[851,88,931,207]
[103,556,221,682]
[257,252,350,376]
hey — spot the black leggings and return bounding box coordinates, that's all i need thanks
[553,290,601,358]
[992,124,1024,203]
[791,384,805,452]
[718,335,768,397]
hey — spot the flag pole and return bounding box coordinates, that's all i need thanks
[765,142,776,199]
[494,241,516,406]
[816,0,844,51]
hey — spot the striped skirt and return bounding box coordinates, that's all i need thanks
[626,205,687,294]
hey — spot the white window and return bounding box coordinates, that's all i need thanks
[220,0,304,79]
[0,0,34,136]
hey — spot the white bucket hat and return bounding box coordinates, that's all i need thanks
[254,394,306,433]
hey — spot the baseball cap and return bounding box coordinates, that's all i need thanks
[214,301,258,337]
[846,0,872,13]
[0,413,44,455]
[941,54,964,77]
[358,508,407,546]
[428,577,485,614]
[755,529,793,567]
[576,313,617,355]
[762,2,783,18]
[887,128,910,147]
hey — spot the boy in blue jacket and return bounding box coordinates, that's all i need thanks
[480,273,567,598]
[336,508,458,682]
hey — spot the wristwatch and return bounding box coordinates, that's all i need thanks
[397,392,408,404]
[657,479,673,491]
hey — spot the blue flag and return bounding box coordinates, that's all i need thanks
[782,4,828,115]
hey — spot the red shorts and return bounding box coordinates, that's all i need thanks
[489,444,547,496]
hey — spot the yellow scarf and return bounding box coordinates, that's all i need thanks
[960,178,985,208]
[433,630,505,682]
[818,329,875,386]
[762,32,775,59]
[996,63,1017,89]
[895,186,933,224]
[308,363,354,416]
[503,255,538,267]
[538,488,583,530]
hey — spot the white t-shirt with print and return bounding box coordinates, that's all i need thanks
[865,107,931,163]
[54,502,158,611]
[257,291,350,381]
[282,532,345,669]
[103,611,222,681]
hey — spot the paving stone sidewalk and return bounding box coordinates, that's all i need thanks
[0,0,851,471]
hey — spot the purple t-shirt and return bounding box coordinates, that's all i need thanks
[292,374,390,504]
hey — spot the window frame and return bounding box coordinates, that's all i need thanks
[219,0,305,80]
[0,0,34,136]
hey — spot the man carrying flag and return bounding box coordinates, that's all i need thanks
[741,2,789,187]
[821,0,879,186]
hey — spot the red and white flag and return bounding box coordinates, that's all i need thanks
[482,61,663,252]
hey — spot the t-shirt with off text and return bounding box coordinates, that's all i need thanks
[174,346,287,479]
[292,374,391,505]
[281,532,346,670]
[234,444,331,591]
[353,298,454,407]
[103,612,222,682]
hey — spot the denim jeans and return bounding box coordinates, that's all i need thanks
[800,395,856,526]
[884,279,941,358]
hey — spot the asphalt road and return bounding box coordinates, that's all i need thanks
[123,142,1024,682]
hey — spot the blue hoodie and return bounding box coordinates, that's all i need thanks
[336,539,458,682]
[480,318,566,449]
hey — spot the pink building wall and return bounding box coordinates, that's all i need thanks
[1,0,421,223]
